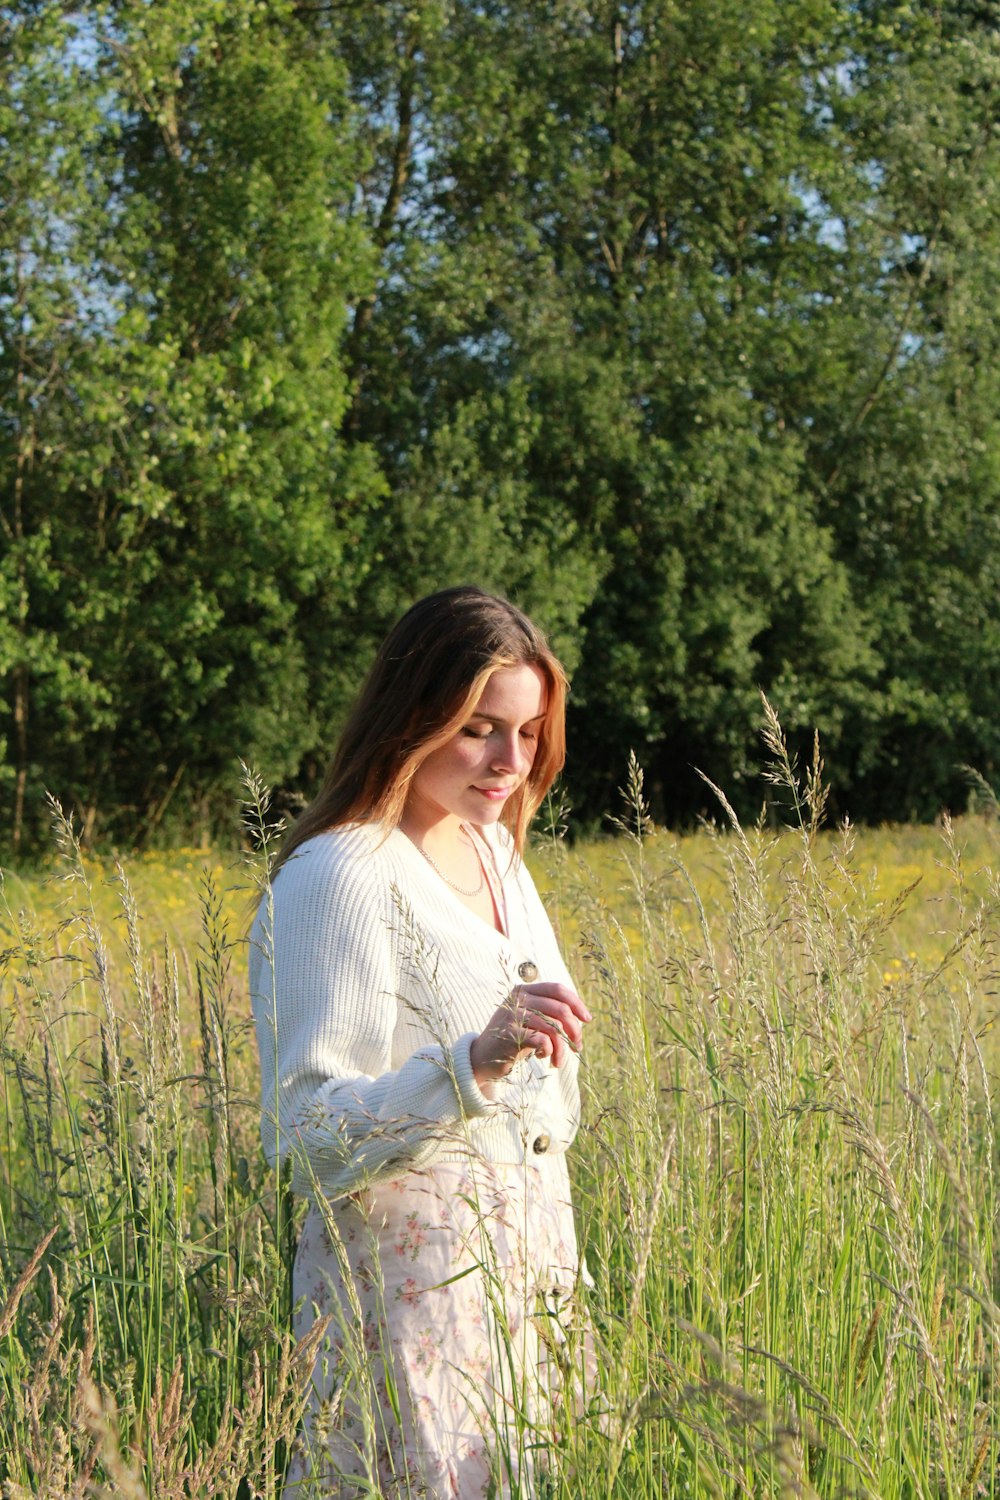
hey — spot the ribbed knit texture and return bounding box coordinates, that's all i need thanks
[249,822,581,1199]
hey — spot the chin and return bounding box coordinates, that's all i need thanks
[469,805,502,823]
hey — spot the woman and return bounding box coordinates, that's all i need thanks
[250,586,593,1498]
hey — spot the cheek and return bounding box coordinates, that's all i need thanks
[452,739,487,774]
[421,740,480,784]
[516,736,539,775]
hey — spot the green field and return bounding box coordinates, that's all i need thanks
[1,777,998,1496]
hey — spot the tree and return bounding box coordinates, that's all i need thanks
[335,0,881,819]
[0,6,114,850]
[1,1,383,846]
[3,0,999,849]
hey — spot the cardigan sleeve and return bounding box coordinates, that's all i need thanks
[249,832,498,1198]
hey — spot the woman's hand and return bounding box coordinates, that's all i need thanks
[470,982,593,1084]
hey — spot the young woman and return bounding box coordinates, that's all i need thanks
[250,587,593,1497]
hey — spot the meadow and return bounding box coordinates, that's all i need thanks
[1,740,997,1497]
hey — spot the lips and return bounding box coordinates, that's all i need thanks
[474,785,514,799]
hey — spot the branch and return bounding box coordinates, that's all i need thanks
[825,217,942,490]
[343,27,418,429]
[826,114,993,490]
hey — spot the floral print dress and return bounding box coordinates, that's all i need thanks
[285,1151,588,1498]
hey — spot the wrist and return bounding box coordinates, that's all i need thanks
[451,1033,499,1113]
[470,1035,513,1085]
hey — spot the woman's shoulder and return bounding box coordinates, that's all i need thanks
[250,825,404,973]
[269,823,396,907]
[287,821,381,861]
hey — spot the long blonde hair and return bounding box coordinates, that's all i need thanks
[270,587,567,881]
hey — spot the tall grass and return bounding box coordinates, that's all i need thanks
[0,724,997,1497]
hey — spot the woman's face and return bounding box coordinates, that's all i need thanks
[405,663,548,834]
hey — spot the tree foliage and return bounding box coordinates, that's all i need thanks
[1,0,998,850]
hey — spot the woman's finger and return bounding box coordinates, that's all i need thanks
[517,1016,577,1060]
[505,1025,553,1064]
[513,1019,567,1066]
[510,986,579,1024]
[501,991,585,1067]
[517,999,584,1050]
[518,981,593,1025]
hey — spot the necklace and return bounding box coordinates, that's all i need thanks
[414,826,485,897]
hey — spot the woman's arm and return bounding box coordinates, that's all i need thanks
[249,831,497,1198]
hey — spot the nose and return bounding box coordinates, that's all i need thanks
[491,731,529,776]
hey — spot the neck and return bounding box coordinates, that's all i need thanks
[399,805,467,856]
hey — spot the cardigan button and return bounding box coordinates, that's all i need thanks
[532,1133,550,1154]
[518,960,538,982]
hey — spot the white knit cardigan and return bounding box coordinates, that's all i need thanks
[249,821,582,1199]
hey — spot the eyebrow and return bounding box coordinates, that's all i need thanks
[468,711,547,724]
